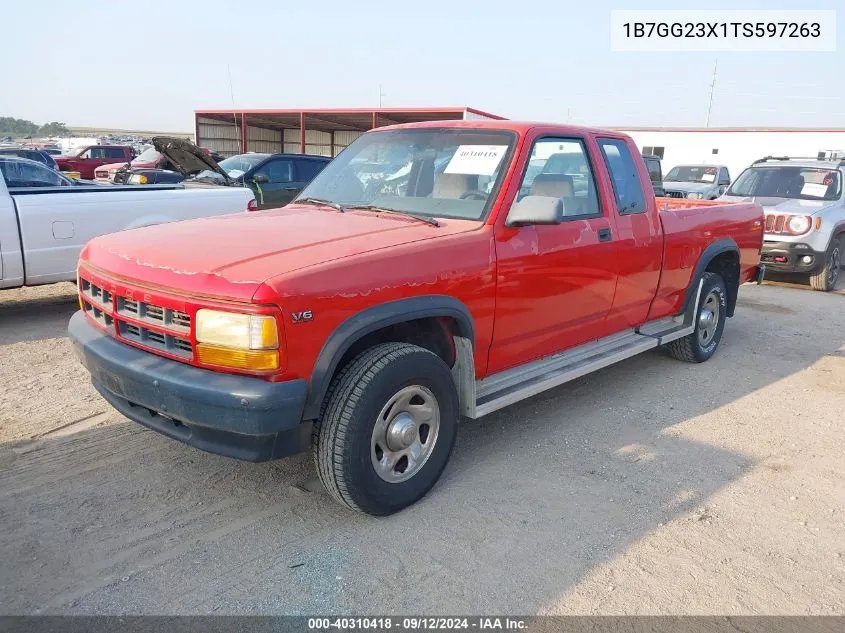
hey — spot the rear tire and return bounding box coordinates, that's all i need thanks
[666,271,727,363]
[810,239,841,291]
[314,342,459,516]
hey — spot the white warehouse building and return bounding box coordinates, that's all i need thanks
[616,127,845,183]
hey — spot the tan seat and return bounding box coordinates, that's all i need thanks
[530,173,584,215]
[531,173,574,198]
[433,173,474,199]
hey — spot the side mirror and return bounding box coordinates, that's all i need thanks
[719,179,730,186]
[505,195,564,227]
[252,174,269,184]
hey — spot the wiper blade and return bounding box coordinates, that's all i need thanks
[344,205,440,226]
[296,197,344,212]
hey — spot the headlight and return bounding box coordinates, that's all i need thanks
[686,192,704,200]
[786,215,812,235]
[128,174,148,184]
[195,309,280,371]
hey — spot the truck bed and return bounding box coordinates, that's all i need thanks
[650,197,764,319]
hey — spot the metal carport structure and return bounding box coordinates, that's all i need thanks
[194,107,505,158]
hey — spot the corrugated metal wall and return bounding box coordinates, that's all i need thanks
[196,115,369,157]
[196,117,241,155]
[333,131,362,156]
[247,125,282,153]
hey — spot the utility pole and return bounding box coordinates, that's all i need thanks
[705,58,718,128]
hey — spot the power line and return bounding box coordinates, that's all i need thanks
[705,59,718,128]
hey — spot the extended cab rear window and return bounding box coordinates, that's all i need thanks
[295,128,517,221]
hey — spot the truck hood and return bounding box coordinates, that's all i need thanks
[82,204,479,302]
[152,136,228,181]
[662,181,717,194]
[719,194,836,216]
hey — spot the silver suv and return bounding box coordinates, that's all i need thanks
[663,164,731,200]
[720,156,844,291]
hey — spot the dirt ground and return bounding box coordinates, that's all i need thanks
[0,278,843,615]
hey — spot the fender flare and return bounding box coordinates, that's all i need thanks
[829,221,845,248]
[679,238,740,317]
[303,295,475,420]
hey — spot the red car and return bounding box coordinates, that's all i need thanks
[54,145,134,180]
[69,120,764,515]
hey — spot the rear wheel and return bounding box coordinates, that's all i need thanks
[314,342,459,515]
[666,272,727,363]
[810,238,841,291]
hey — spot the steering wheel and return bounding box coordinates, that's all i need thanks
[459,190,488,201]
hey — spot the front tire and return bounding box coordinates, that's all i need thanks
[810,238,841,291]
[666,271,727,363]
[314,342,459,516]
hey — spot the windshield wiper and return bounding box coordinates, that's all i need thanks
[296,197,345,212]
[343,204,440,226]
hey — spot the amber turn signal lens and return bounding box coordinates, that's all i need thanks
[196,344,279,371]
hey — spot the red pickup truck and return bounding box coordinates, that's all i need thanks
[69,120,764,515]
[54,145,135,179]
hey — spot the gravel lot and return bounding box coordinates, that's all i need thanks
[0,278,843,615]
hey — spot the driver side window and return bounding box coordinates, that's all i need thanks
[254,159,292,184]
[516,137,601,218]
[21,161,66,186]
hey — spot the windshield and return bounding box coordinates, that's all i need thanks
[191,153,266,181]
[726,166,842,201]
[664,165,718,183]
[295,128,516,220]
[131,147,162,165]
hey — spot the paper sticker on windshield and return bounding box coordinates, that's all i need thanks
[802,182,828,197]
[701,173,716,183]
[444,145,507,176]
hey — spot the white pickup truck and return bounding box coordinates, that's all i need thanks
[0,158,256,290]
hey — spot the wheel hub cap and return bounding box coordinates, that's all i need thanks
[697,290,720,346]
[371,385,441,484]
[386,413,417,451]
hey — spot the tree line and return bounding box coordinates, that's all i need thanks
[0,117,70,138]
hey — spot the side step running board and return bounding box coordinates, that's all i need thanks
[468,282,703,419]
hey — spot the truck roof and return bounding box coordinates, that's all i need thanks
[373,119,629,137]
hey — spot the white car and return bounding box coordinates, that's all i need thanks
[0,157,256,290]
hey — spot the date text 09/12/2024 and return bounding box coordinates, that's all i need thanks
[307,617,528,630]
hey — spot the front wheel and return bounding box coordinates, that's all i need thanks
[666,271,727,363]
[810,239,841,291]
[314,342,459,516]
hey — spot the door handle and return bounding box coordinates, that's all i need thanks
[283,186,298,191]
[597,228,612,242]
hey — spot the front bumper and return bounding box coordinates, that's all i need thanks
[760,241,824,274]
[68,311,311,462]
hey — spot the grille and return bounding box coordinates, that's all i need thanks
[81,278,193,360]
[664,190,685,199]
[765,214,792,235]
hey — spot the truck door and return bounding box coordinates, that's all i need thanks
[489,135,619,373]
[596,137,663,330]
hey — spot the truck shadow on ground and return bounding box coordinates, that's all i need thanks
[0,284,78,346]
[0,285,840,614]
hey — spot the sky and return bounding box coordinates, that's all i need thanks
[1,0,842,132]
